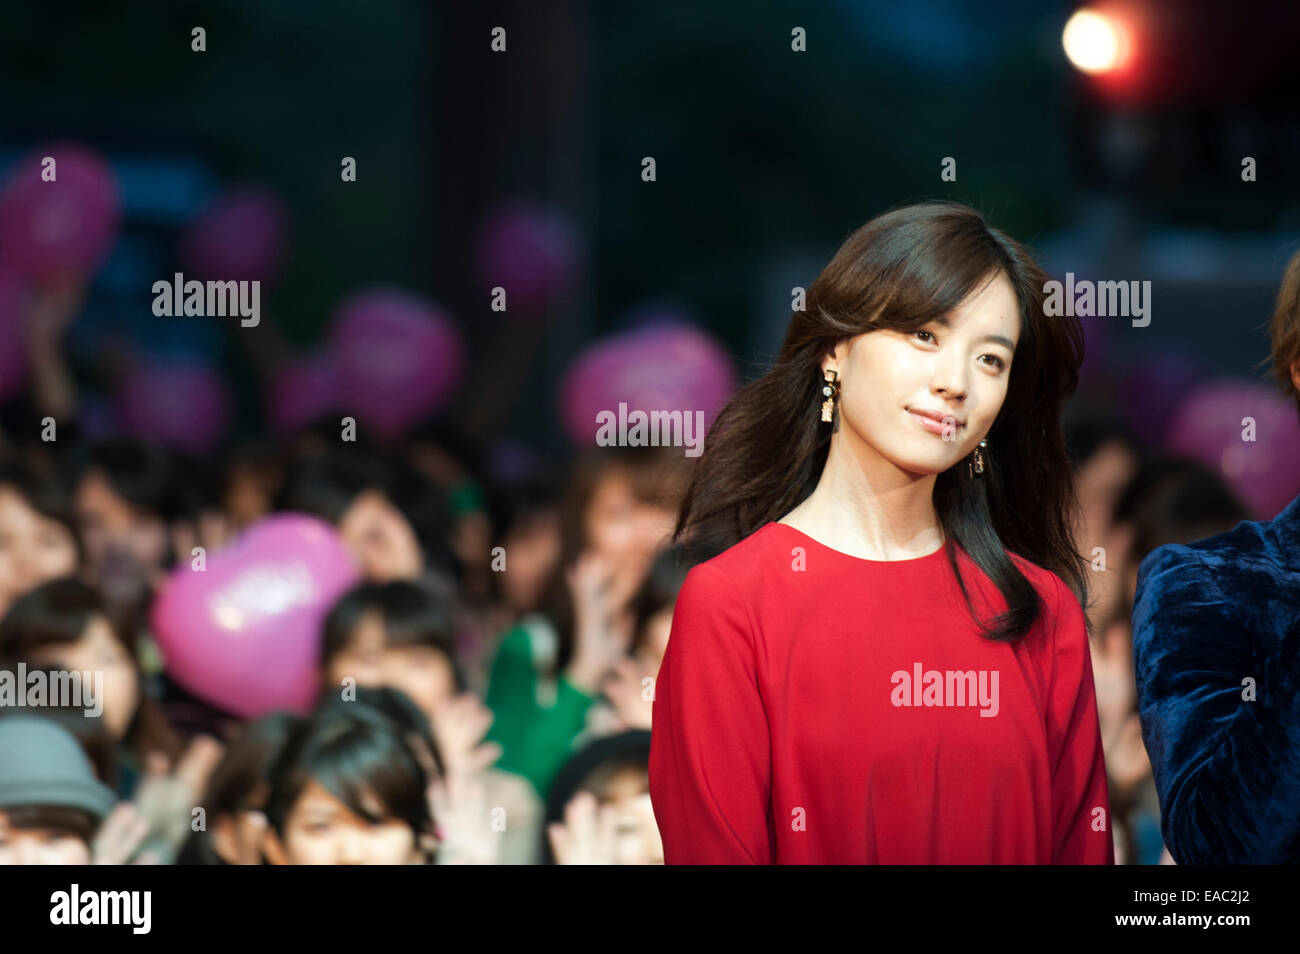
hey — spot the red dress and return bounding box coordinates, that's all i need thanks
[649,521,1114,864]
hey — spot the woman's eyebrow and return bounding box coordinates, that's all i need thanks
[299,804,339,817]
[931,315,1016,351]
[978,333,1016,350]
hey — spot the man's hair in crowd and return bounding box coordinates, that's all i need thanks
[2,804,98,844]
[321,579,467,694]
[1266,245,1300,417]
[70,439,186,521]
[262,689,436,846]
[0,454,83,564]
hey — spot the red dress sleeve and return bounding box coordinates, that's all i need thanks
[1044,573,1116,864]
[649,562,775,864]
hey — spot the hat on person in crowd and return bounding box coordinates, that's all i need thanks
[0,715,117,822]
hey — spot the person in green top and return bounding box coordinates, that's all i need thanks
[484,615,599,799]
[483,446,692,800]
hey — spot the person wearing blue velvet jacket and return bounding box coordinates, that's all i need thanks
[1132,250,1300,865]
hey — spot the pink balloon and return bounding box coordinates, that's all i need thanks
[116,357,232,456]
[1165,379,1300,520]
[0,270,30,401]
[0,144,120,284]
[267,352,339,436]
[328,287,465,440]
[560,320,735,447]
[474,199,580,318]
[151,514,360,719]
[182,187,289,285]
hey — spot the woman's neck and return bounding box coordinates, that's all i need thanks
[778,433,942,561]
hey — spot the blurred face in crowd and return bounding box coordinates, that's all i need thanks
[584,471,675,596]
[0,811,92,865]
[323,610,456,723]
[338,490,424,583]
[637,606,674,670]
[593,767,664,865]
[74,469,170,606]
[29,614,139,741]
[264,780,423,865]
[223,460,276,531]
[825,270,1019,479]
[1073,438,1139,628]
[0,486,79,617]
[501,509,561,613]
[211,795,270,866]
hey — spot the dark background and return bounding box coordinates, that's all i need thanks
[2,0,1298,456]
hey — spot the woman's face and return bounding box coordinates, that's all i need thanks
[584,474,675,592]
[338,491,424,583]
[637,606,674,670]
[29,615,140,741]
[828,270,1020,476]
[501,510,562,613]
[74,470,170,606]
[1073,438,1139,629]
[323,611,456,723]
[0,486,79,618]
[268,779,423,865]
[210,775,274,866]
[0,812,92,865]
[598,768,664,865]
[223,461,275,531]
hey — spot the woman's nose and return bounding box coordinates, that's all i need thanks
[930,355,968,401]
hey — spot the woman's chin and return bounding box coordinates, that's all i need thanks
[885,448,960,477]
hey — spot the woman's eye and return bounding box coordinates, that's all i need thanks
[914,330,935,343]
[980,354,1006,371]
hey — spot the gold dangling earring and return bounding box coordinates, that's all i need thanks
[820,369,839,423]
[969,438,988,478]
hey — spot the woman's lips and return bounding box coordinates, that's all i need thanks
[906,408,962,436]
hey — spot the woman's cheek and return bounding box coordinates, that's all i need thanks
[285,830,334,865]
[378,825,420,864]
[46,838,92,865]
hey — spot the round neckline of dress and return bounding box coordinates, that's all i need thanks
[767,520,949,565]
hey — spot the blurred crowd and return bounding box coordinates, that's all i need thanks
[0,405,699,864]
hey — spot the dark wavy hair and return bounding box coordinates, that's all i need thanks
[673,201,1088,643]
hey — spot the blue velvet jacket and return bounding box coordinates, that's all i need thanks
[1132,490,1300,864]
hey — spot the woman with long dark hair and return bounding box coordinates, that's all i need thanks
[649,201,1114,864]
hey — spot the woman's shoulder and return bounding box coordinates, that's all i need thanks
[662,525,789,625]
[995,549,1082,632]
[1003,550,1069,597]
[680,522,789,591]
